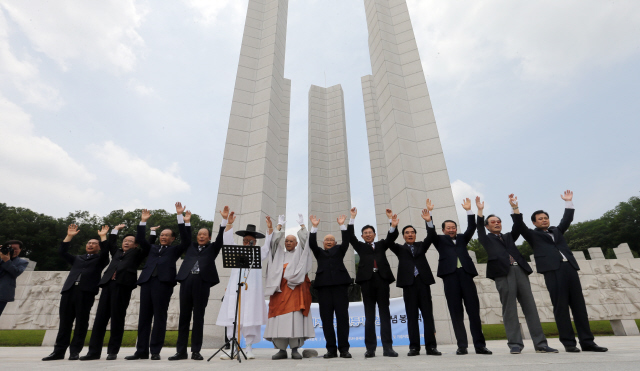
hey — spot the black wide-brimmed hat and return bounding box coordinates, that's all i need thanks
[235,224,265,239]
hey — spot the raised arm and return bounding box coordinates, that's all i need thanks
[461,198,476,242]
[420,208,435,247]
[59,224,79,265]
[347,207,361,248]
[222,209,236,245]
[148,225,159,244]
[260,215,275,260]
[297,225,308,249]
[557,190,575,234]
[270,215,286,259]
[97,225,111,266]
[175,204,192,256]
[384,212,400,252]
[136,209,152,251]
[509,194,532,241]
[308,215,322,257]
[424,199,440,247]
[108,224,125,256]
[475,196,490,244]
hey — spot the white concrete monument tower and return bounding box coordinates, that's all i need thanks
[307,84,355,279]
[361,0,458,240]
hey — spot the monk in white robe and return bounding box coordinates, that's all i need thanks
[263,214,315,360]
[216,214,273,360]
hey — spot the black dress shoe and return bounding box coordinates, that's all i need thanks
[382,348,398,357]
[106,354,117,360]
[323,352,338,359]
[68,353,80,360]
[125,353,149,360]
[42,352,65,361]
[426,348,442,356]
[510,347,521,354]
[535,346,559,353]
[565,346,581,353]
[79,354,100,361]
[191,352,204,360]
[364,350,375,358]
[150,354,161,360]
[456,348,468,355]
[407,349,420,356]
[582,345,608,352]
[168,352,188,361]
[340,351,352,358]
[475,347,493,355]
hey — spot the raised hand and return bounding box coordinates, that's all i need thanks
[508,194,518,208]
[385,208,393,218]
[277,214,286,226]
[141,209,151,223]
[220,206,230,220]
[351,207,358,219]
[426,199,434,211]
[115,224,126,231]
[67,224,80,238]
[227,211,236,225]
[476,196,484,210]
[184,210,192,224]
[150,225,161,231]
[296,213,305,226]
[391,214,399,228]
[337,214,347,226]
[175,202,186,215]
[461,198,472,211]
[561,189,573,201]
[97,225,109,237]
[421,208,431,222]
[266,215,273,230]
[309,215,320,228]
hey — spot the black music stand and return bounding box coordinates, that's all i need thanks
[208,244,262,363]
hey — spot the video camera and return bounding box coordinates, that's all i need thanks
[0,244,11,256]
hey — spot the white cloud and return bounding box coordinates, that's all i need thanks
[92,141,190,198]
[128,78,155,96]
[408,0,640,83]
[0,0,146,73]
[0,11,63,109]
[183,0,244,26]
[0,96,103,214]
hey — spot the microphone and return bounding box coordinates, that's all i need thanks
[249,240,255,246]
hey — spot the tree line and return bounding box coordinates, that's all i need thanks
[1,196,638,270]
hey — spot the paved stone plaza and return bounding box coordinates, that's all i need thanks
[1,336,638,370]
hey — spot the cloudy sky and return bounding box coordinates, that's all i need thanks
[1,0,639,238]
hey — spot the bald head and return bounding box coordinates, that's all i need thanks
[323,234,336,250]
[285,235,298,251]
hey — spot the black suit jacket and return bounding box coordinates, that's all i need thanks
[176,225,224,287]
[512,209,579,273]
[309,229,352,288]
[136,221,191,286]
[429,214,478,278]
[476,215,532,279]
[348,224,398,284]
[388,221,436,288]
[98,232,154,288]
[60,240,110,294]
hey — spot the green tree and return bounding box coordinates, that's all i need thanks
[467,239,488,263]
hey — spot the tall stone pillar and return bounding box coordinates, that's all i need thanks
[361,0,459,343]
[308,84,355,280]
[206,0,291,348]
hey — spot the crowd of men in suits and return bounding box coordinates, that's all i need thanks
[0,190,611,361]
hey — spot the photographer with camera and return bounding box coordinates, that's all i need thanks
[0,240,28,316]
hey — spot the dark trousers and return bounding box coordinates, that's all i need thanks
[402,275,437,350]
[177,273,211,354]
[360,272,392,350]
[54,286,96,355]
[136,277,174,355]
[543,262,595,348]
[442,268,486,349]
[87,280,134,356]
[0,301,7,316]
[317,284,350,353]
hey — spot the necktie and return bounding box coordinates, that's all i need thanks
[409,245,418,276]
[498,234,516,265]
[371,243,378,269]
[192,246,204,273]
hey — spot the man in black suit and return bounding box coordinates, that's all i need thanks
[347,207,398,358]
[308,214,352,359]
[475,196,556,354]
[426,198,491,355]
[511,191,607,353]
[80,220,156,361]
[388,210,440,356]
[125,202,192,361]
[42,224,110,361]
[168,206,229,361]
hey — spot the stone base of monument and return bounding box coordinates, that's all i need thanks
[611,319,640,336]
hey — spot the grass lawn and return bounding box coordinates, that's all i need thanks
[1,320,639,346]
